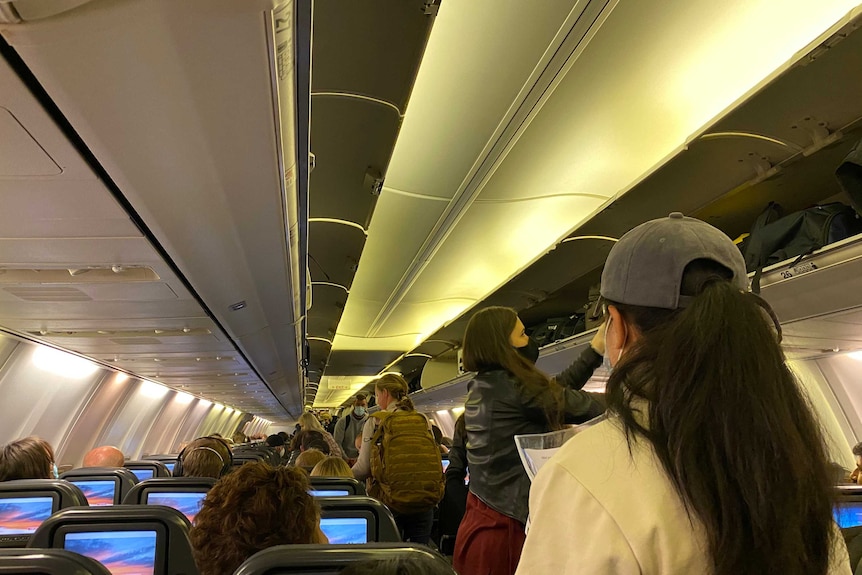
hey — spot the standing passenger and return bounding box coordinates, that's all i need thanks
[453,307,604,575]
[352,374,444,544]
[516,213,850,574]
[333,393,368,463]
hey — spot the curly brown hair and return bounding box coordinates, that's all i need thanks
[0,437,54,481]
[190,462,321,575]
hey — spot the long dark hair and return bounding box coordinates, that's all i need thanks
[606,259,836,575]
[463,306,565,429]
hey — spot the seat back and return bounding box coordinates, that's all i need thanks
[123,478,215,522]
[0,548,111,574]
[60,468,138,507]
[318,496,400,543]
[124,461,171,481]
[27,505,196,575]
[140,455,179,476]
[309,477,366,496]
[234,543,455,575]
[0,480,88,549]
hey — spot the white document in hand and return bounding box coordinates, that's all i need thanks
[514,415,603,481]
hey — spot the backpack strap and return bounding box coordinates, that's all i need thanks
[369,411,391,444]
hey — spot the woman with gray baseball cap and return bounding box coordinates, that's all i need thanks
[515,213,849,574]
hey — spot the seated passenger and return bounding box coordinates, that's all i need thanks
[190,462,327,575]
[231,431,247,445]
[516,213,850,574]
[178,437,230,479]
[431,425,449,455]
[265,434,286,463]
[453,307,604,575]
[310,455,353,478]
[0,436,56,481]
[286,431,330,466]
[295,449,326,473]
[298,412,343,459]
[82,445,125,468]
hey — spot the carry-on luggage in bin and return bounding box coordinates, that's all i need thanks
[837,137,862,217]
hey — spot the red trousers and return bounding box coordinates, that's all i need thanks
[453,492,526,575]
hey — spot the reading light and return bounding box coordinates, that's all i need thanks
[32,346,99,378]
[140,380,168,399]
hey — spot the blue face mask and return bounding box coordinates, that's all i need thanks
[52,463,59,479]
[354,406,367,417]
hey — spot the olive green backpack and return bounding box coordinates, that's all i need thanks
[368,410,445,514]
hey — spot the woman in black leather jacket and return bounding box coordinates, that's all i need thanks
[452,306,605,575]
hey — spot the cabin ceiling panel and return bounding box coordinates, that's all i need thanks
[308,99,401,224]
[308,224,366,288]
[311,0,435,109]
[0,106,61,175]
[0,282,177,302]
[0,316,214,333]
[0,299,205,320]
[0,238,160,266]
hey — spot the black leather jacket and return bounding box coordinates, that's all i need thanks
[465,347,604,524]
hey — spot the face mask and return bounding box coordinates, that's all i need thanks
[52,463,59,479]
[354,406,366,417]
[603,318,623,372]
[516,337,540,364]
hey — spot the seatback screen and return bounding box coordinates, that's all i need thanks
[319,517,368,544]
[834,502,862,528]
[0,497,54,534]
[163,463,175,474]
[129,469,154,482]
[309,490,350,497]
[145,491,207,522]
[63,530,157,575]
[70,480,116,506]
[441,459,450,472]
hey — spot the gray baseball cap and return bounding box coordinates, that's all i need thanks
[600,212,748,310]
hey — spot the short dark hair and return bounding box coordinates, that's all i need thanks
[266,434,285,448]
[853,443,862,457]
[354,393,367,403]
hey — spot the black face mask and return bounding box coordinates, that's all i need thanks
[516,337,540,364]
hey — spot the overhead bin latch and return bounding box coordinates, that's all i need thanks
[793,116,843,158]
[422,1,441,16]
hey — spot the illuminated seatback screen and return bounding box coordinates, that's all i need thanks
[319,517,367,544]
[308,490,350,497]
[0,497,54,534]
[71,480,116,506]
[145,491,207,522]
[129,469,154,482]
[63,530,157,575]
[834,502,862,528]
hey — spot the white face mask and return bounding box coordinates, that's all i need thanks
[603,317,623,372]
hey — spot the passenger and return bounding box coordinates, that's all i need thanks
[310,456,353,478]
[516,213,850,574]
[298,412,343,459]
[850,443,862,485]
[295,448,326,473]
[452,306,604,575]
[190,462,327,575]
[339,556,456,575]
[352,374,444,544]
[353,433,363,454]
[333,393,369,463]
[438,414,469,552]
[287,431,331,467]
[277,431,290,444]
[178,437,230,479]
[0,437,56,481]
[265,434,286,463]
[431,425,449,455]
[82,445,125,468]
[231,432,247,445]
